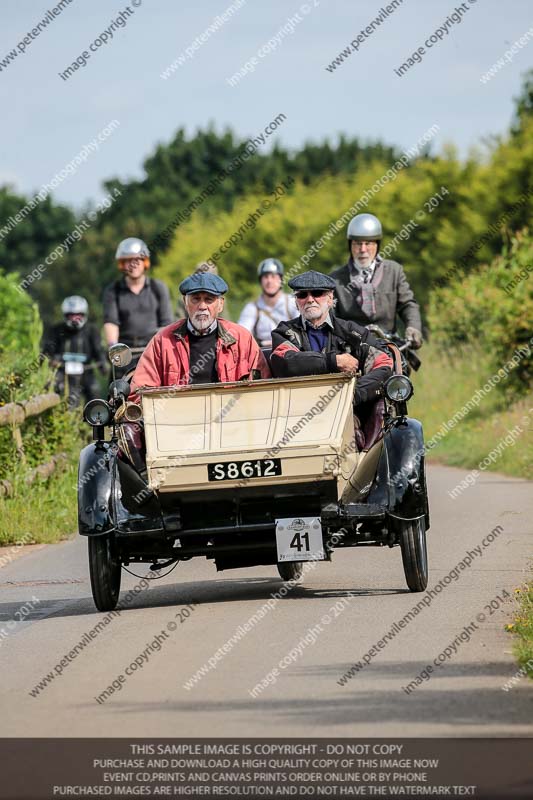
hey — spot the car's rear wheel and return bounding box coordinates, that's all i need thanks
[399,517,428,592]
[277,562,304,583]
[88,534,121,611]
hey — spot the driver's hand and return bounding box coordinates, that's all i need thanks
[336,353,359,373]
[405,327,423,349]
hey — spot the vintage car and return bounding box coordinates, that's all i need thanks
[78,344,429,611]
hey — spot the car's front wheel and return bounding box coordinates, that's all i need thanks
[399,517,428,592]
[88,534,121,611]
[277,562,304,583]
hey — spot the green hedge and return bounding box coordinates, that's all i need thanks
[427,230,533,395]
[0,271,82,484]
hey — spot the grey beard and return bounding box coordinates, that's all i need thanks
[191,315,214,333]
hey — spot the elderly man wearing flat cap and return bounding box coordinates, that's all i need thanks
[271,270,393,427]
[131,272,270,397]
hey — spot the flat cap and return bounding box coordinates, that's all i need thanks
[179,272,228,296]
[288,270,336,291]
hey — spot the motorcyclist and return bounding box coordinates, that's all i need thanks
[102,237,173,374]
[238,258,298,349]
[330,213,423,348]
[42,296,106,406]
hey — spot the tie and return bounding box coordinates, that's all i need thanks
[361,269,370,284]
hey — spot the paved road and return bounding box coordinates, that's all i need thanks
[1,465,532,737]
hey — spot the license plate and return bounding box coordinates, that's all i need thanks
[208,458,281,482]
[65,361,84,375]
[276,517,325,562]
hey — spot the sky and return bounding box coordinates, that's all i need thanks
[0,0,532,210]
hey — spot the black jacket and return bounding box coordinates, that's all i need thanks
[270,314,392,406]
[42,322,106,369]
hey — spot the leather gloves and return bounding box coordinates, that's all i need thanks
[405,327,423,349]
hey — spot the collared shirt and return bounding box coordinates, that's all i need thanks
[350,258,378,283]
[187,318,218,336]
[102,276,173,347]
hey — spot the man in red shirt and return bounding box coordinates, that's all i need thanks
[131,271,270,399]
[122,272,270,476]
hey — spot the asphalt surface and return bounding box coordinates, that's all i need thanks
[1,464,532,737]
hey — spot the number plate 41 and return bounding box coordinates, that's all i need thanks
[276,517,325,562]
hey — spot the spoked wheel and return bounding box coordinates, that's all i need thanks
[399,517,428,592]
[277,562,304,583]
[88,534,121,611]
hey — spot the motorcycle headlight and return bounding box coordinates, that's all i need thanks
[384,375,413,403]
[83,399,112,427]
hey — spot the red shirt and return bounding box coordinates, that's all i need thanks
[130,318,271,400]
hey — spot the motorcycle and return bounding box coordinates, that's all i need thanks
[54,353,100,409]
[109,346,146,381]
[366,324,421,377]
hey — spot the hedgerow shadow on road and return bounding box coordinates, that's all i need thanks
[107,665,533,731]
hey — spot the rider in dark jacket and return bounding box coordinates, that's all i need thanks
[42,296,106,404]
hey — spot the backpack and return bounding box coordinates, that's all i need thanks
[252,295,291,341]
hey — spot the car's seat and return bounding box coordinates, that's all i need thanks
[261,347,272,366]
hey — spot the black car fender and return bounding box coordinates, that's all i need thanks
[77,442,117,536]
[368,417,429,525]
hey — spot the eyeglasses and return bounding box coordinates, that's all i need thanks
[294,289,328,300]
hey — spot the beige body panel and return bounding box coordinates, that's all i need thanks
[140,375,360,496]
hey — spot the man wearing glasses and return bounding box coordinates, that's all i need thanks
[331,213,423,349]
[103,237,173,373]
[270,270,392,417]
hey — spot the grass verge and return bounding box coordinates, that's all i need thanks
[0,434,82,547]
[410,343,533,479]
[505,583,533,682]
[411,343,533,676]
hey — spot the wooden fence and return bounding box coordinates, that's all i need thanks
[0,393,67,497]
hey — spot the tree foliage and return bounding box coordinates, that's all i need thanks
[0,131,400,326]
[0,73,531,334]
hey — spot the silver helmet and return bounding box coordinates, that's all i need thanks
[115,237,150,260]
[257,258,284,279]
[61,295,88,329]
[346,213,383,242]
